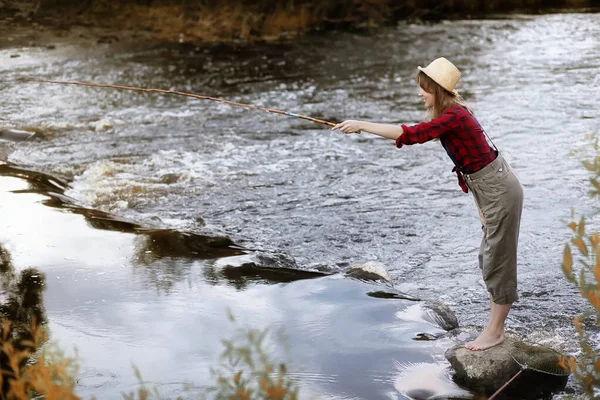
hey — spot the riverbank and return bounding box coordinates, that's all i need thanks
[0,0,598,44]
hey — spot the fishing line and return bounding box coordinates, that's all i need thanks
[26,78,337,128]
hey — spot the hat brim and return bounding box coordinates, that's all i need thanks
[417,66,458,95]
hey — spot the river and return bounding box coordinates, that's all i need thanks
[0,10,599,399]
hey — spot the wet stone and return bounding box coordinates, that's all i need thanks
[422,301,459,331]
[0,128,36,142]
[160,173,180,184]
[253,251,298,270]
[0,143,10,161]
[412,332,440,341]
[345,261,392,285]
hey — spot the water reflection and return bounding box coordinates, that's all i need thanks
[0,163,244,257]
[0,242,47,396]
[0,242,46,329]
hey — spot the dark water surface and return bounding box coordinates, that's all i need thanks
[1,11,599,399]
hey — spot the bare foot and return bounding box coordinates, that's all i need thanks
[464,330,504,351]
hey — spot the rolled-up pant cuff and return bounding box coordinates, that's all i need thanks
[490,289,518,305]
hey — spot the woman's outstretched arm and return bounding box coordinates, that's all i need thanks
[332,120,404,140]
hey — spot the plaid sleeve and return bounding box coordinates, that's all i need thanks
[395,107,459,148]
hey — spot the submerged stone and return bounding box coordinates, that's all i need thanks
[0,143,9,162]
[213,252,327,287]
[445,338,569,399]
[0,128,36,142]
[367,288,421,301]
[253,251,298,270]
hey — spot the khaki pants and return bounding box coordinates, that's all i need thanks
[465,153,524,305]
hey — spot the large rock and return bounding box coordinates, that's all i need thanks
[345,261,392,285]
[445,338,569,399]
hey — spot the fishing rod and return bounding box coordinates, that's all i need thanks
[26,78,337,128]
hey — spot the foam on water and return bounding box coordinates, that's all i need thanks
[393,362,471,400]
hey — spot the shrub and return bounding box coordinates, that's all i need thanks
[561,133,600,396]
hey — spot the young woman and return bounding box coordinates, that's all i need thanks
[332,57,524,351]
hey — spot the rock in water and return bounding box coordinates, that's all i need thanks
[253,252,298,270]
[0,128,36,161]
[445,338,569,399]
[0,143,9,162]
[0,128,36,142]
[345,261,392,284]
[422,301,459,331]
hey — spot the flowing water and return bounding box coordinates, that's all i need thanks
[0,11,599,399]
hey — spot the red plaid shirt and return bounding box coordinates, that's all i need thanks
[395,105,497,193]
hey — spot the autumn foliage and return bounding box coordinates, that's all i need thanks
[0,315,298,400]
[0,319,79,400]
[209,313,298,400]
[561,136,600,395]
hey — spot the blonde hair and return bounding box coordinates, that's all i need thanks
[417,71,472,120]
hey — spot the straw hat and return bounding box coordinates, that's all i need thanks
[417,57,461,94]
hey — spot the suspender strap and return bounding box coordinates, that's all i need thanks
[441,138,463,172]
[441,138,469,193]
[467,108,498,152]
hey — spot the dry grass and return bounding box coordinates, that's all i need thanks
[29,0,597,43]
[76,3,317,43]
